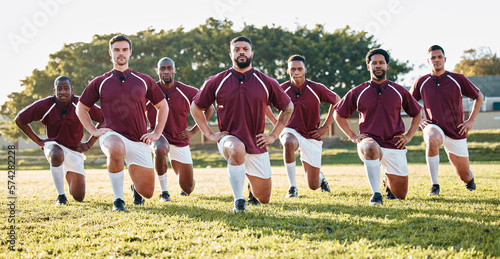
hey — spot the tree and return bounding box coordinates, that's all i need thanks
[453,47,500,76]
[1,18,412,142]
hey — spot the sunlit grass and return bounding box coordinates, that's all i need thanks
[1,164,499,258]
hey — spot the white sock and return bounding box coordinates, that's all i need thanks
[285,162,296,187]
[50,165,65,195]
[426,155,439,185]
[228,164,246,201]
[108,171,124,201]
[157,173,168,192]
[470,170,474,178]
[364,159,381,194]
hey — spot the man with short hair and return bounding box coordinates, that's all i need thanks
[410,45,484,196]
[143,57,214,203]
[191,36,293,213]
[334,48,422,205]
[76,35,168,212]
[16,75,102,205]
[279,54,340,198]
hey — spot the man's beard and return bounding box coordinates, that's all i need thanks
[372,70,386,80]
[235,55,252,69]
[161,76,173,84]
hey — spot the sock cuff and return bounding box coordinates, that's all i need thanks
[285,162,295,167]
[157,173,167,180]
[228,164,245,171]
[364,159,380,166]
[108,170,124,179]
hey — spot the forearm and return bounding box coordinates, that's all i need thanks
[269,101,293,138]
[76,103,98,135]
[320,104,335,129]
[467,92,484,123]
[85,122,102,147]
[190,104,215,133]
[406,112,422,138]
[334,112,356,140]
[15,119,44,146]
[191,103,214,137]
[153,100,168,135]
[265,106,277,126]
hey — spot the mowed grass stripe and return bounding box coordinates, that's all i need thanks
[1,164,499,258]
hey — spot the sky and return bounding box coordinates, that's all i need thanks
[1,0,499,105]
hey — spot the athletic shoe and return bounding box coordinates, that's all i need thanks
[55,194,68,206]
[247,184,260,206]
[427,184,440,196]
[466,177,476,191]
[159,191,171,202]
[319,172,331,193]
[131,185,144,205]
[285,186,298,198]
[232,199,246,213]
[369,192,383,206]
[383,179,397,200]
[112,198,126,212]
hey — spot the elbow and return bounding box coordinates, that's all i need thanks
[14,115,22,128]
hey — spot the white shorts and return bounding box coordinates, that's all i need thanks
[43,141,86,176]
[99,131,154,169]
[168,144,193,165]
[358,141,409,176]
[217,135,272,179]
[423,124,469,157]
[279,127,323,168]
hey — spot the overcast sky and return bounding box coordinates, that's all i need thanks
[1,0,499,105]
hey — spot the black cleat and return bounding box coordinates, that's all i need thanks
[247,184,260,206]
[383,179,397,200]
[112,198,126,212]
[55,194,68,206]
[159,191,171,202]
[285,186,298,198]
[319,172,331,193]
[427,184,440,196]
[369,192,383,206]
[466,177,476,191]
[131,185,145,205]
[232,199,246,213]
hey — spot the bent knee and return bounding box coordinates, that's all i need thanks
[154,146,168,158]
[258,197,270,204]
[71,192,85,202]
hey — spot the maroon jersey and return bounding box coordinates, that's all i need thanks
[79,68,165,142]
[281,80,338,140]
[147,81,198,147]
[17,95,102,151]
[194,68,291,154]
[335,80,421,149]
[411,71,480,139]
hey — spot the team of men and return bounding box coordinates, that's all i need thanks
[16,34,483,211]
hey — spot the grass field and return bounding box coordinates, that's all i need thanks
[1,164,499,258]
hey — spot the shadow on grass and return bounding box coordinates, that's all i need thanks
[119,193,500,257]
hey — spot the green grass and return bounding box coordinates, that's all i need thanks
[1,164,499,258]
[4,129,500,171]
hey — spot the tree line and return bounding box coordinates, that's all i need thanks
[0,18,431,142]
